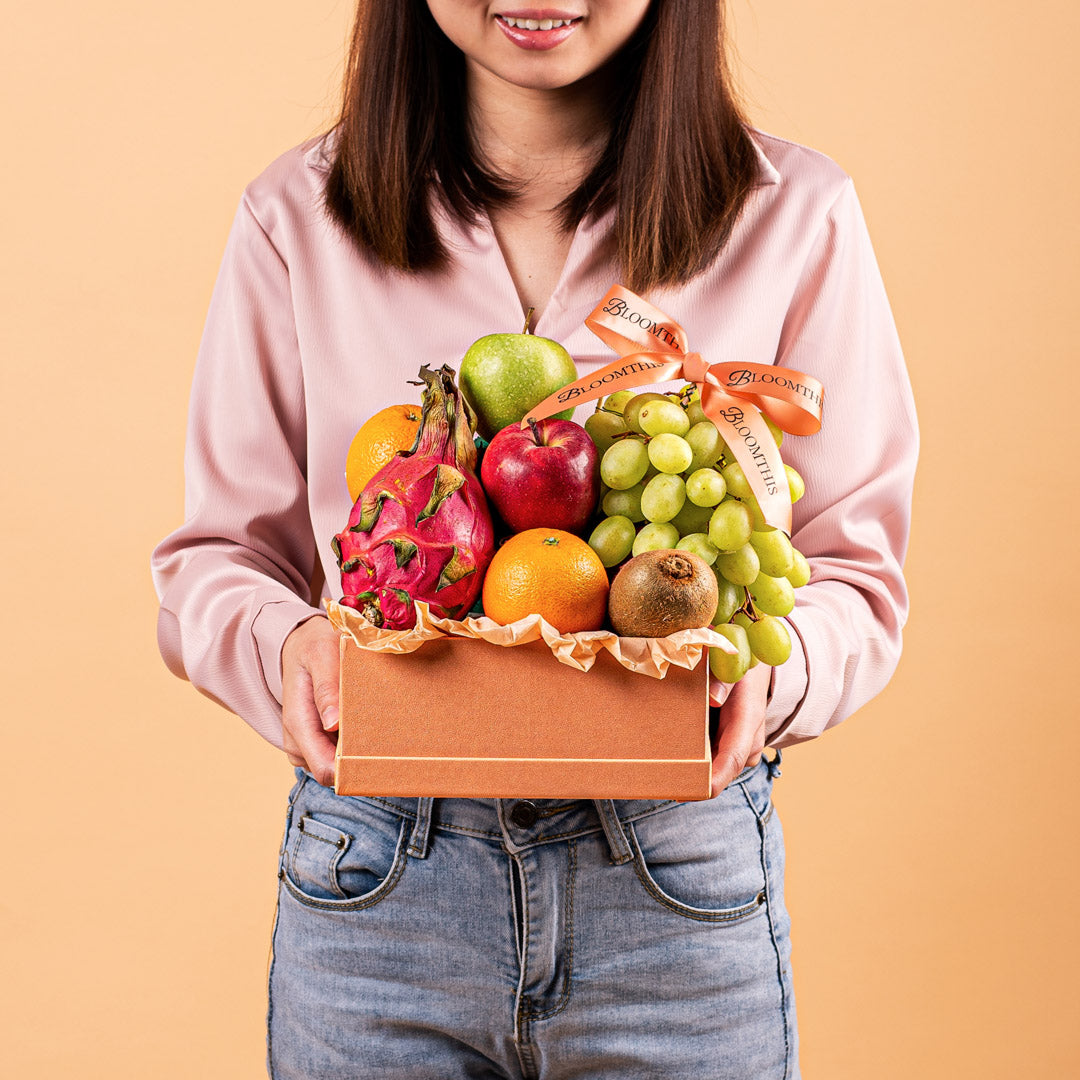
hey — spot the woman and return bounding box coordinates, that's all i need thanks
[152,2,917,1077]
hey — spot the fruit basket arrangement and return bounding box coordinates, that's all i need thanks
[326,287,823,800]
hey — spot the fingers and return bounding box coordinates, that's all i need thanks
[281,724,308,769]
[711,663,771,798]
[281,617,341,788]
[710,717,763,798]
[283,672,338,788]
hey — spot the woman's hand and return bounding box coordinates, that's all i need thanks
[281,616,341,788]
[710,662,772,797]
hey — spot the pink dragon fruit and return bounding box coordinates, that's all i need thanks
[333,365,495,629]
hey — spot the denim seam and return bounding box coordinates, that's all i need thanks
[517,1035,539,1080]
[493,822,609,850]
[614,800,679,829]
[267,898,280,1080]
[359,794,418,819]
[267,773,309,1078]
[535,802,579,818]
[327,841,348,899]
[279,818,409,912]
[348,797,508,842]
[522,822,597,843]
[742,781,793,1078]
[611,787,759,835]
[435,821,506,840]
[350,793,746,834]
[406,798,434,858]
[357,799,684,845]
[285,827,305,896]
[626,823,768,924]
[509,813,655,848]
[293,822,351,899]
[297,824,349,847]
[738,771,774,825]
[508,857,523,970]
[267,887,282,1078]
[521,853,531,1017]
[507,797,733,853]
[296,819,352,896]
[528,837,577,1022]
[514,853,537,1079]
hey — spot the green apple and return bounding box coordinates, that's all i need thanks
[458,325,579,441]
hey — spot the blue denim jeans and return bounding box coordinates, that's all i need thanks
[267,755,798,1079]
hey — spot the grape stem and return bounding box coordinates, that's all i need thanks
[740,591,760,621]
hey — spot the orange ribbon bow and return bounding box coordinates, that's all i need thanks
[523,285,825,534]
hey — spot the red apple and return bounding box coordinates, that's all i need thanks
[481,418,600,534]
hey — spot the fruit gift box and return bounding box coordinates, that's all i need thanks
[327,287,823,800]
[326,600,718,800]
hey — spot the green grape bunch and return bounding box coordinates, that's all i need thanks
[584,385,810,683]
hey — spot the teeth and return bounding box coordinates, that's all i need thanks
[501,16,574,30]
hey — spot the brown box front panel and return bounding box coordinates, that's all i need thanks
[336,636,711,800]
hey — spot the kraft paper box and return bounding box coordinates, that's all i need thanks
[327,601,721,800]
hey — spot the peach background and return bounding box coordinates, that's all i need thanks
[4,1,1077,1075]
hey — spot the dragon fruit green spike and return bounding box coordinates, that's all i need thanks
[333,365,495,629]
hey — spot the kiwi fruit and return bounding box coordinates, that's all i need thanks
[608,549,719,638]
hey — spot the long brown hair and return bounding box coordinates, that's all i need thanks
[324,0,759,292]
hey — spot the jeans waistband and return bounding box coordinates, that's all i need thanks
[334,752,779,863]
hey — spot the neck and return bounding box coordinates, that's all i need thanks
[465,64,612,199]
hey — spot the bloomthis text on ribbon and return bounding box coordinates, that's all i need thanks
[555,358,669,405]
[523,285,825,535]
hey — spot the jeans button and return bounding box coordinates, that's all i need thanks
[510,800,539,828]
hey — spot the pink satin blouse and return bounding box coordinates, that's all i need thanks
[151,129,918,751]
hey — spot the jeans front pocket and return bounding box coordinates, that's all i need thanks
[279,783,409,912]
[286,815,355,900]
[626,763,771,923]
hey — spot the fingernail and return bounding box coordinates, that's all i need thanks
[322,706,339,731]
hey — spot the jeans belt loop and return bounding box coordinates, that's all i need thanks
[593,799,634,865]
[407,797,435,859]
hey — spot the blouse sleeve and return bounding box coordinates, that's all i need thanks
[151,193,322,749]
[762,178,919,747]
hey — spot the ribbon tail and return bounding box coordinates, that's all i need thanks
[699,385,792,535]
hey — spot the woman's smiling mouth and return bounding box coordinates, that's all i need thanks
[495,10,584,50]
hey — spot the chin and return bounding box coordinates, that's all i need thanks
[484,57,589,92]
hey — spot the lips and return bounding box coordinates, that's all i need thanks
[494,11,583,51]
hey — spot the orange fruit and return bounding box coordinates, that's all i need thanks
[345,404,423,501]
[482,528,610,634]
